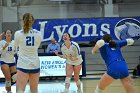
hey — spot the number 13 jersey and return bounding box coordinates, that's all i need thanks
[0,40,15,63]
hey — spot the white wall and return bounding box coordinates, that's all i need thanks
[17,4,101,20]
[2,7,17,22]
[0,6,2,33]
[118,4,140,17]
[2,3,140,22]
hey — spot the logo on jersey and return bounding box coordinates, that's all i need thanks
[114,18,140,40]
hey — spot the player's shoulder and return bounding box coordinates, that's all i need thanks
[0,40,6,44]
[16,29,22,32]
[97,39,105,44]
[71,41,79,47]
[96,39,105,48]
[31,29,41,34]
[15,30,23,35]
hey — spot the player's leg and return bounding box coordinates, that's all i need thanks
[29,72,40,93]
[73,64,82,93]
[1,63,11,92]
[10,65,17,85]
[120,76,135,93]
[16,70,29,93]
[95,73,114,93]
[63,63,74,93]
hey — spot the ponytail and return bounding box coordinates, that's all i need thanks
[109,40,116,48]
[103,34,116,48]
[23,13,34,33]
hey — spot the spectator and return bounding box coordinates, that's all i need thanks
[46,38,60,53]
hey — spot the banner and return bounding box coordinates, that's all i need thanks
[33,17,140,42]
[39,51,86,77]
[39,56,82,76]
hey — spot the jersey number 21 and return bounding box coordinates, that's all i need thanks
[26,36,35,46]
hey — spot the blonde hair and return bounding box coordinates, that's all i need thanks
[23,13,34,33]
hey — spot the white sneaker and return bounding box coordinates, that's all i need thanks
[77,88,82,93]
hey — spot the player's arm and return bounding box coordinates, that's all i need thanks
[0,32,4,40]
[118,38,134,48]
[68,54,78,61]
[0,42,9,54]
[2,43,9,50]
[0,32,5,53]
[92,40,105,55]
[0,43,3,54]
[14,31,19,47]
[55,50,66,59]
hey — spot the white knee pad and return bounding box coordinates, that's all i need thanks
[76,79,81,86]
[17,90,24,93]
[95,86,102,93]
[30,91,38,93]
[65,77,71,84]
[5,80,11,87]
[11,73,17,82]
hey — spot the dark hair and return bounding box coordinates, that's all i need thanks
[23,13,34,33]
[103,34,116,48]
[3,30,12,39]
[63,32,72,41]
[4,30,12,34]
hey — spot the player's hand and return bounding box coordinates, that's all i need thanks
[54,50,59,56]
[55,50,64,58]
[69,56,74,61]
[3,43,9,50]
[0,32,5,40]
[69,54,77,61]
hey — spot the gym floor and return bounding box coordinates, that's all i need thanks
[0,75,140,93]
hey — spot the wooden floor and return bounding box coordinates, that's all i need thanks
[82,78,140,93]
[0,77,140,93]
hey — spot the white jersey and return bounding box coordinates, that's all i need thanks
[0,40,15,63]
[61,41,83,65]
[14,29,42,69]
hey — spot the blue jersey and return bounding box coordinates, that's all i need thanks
[99,40,127,67]
[96,39,134,79]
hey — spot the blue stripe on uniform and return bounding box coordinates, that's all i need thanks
[17,68,40,73]
[71,42,80,55]
[0,61,16,67]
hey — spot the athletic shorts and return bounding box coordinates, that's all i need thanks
[107,61,129,79]
[0,61,16,67]
[17,68,40,73]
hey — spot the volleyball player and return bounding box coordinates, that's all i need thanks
[14,13,42,93]
[0,30,17,93]
[55,32,83,93]
[92,34,135,93]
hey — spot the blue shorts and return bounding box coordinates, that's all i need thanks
[107,61,129,79]
[0,61,16,67]
[17,68,40,73]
